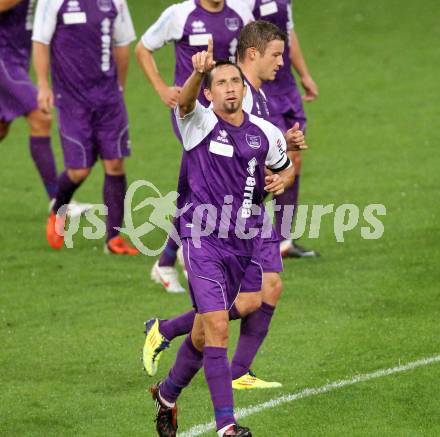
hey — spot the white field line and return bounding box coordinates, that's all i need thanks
[178,354,440,437]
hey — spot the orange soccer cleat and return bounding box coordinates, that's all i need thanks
[46,212,65,250]
[105,235,140,255]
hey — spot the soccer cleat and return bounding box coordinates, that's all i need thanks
[280,239,320,258]
[176,246,188,280]
[48,199,94,218]
[151,261,186,293]
[150,383,178,437]
[46,212,65,250]
[105,235,140,255]
[67,200,94,218]
[232,370,282,390]
[142,318,170,377]
[221,424,252,436]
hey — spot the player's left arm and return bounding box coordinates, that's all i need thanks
[0,0,22,12]
[113,45,130,90]
[112,0,136,90]
[265,127,294,195]
[290,29,318,102]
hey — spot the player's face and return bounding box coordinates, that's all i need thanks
[256,39,285,82]
[204,65,246,114]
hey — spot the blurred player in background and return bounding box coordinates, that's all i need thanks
[150,40,292,437]
[142,22,306,390]
[246,0,320,258]
[136,0,254,292]
[0,0,90,217]
[32,0,139,255]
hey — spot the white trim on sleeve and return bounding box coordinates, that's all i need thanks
[113,0,136,46]
[32,0,63,45]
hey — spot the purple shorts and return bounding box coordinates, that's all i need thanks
[182,237,263,314]
[260,238,283,273]
[56,93,130,169]
[0,60,37,122]
[267,87,307,133]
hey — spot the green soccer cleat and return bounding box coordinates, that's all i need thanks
[232,370,282,390]
[142,318,170,377]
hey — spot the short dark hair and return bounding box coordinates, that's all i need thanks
[237,20,287,62]
[204,60,245,90]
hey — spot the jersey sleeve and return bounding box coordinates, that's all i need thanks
[113,0,136,46]
[32,0,63,44]
[141,5,184,51]
[265,126,291,172]
[175,101,218,152]
[227,0,255,25]
[287,2,295,30]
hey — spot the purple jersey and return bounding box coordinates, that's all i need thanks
[176,101,289,256]
[243,79,270,118]
[0,0,35,68]
[246,0,298,98]
[141,0,253,106]
[32,0,135,106]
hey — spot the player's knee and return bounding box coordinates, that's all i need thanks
[206,319,229,345]
[28,109,51,136]
[0,120,11,142]
[238,293,262,316]
[103,158,124,175]
[67,168,90,184]
[263,274,283,304]
[191,331,205,351]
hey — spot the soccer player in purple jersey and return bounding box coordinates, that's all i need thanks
[142,22,306,391]
[32,0,139,255]
[150,39,292,437]
[0,0,91,216]
[136,0,254,292]
[247,0,320,258]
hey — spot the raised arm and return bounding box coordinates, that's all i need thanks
[178,39,215,117]
[290,29,318,102]
[0,0,22,12]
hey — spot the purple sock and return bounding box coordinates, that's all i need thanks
[29,136,58,199]
[159,220,180,267]
[103,174,126,242]
[159,335,203,404]
[231,302,275,380]
[159,305,241,342]
[274,175,300,240]
[159,311,195,341]
[52,171,81,214]
[204,346,235,431]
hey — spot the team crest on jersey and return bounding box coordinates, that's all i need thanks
[192,20,206,33]
[97,0,112,13]
[67,0,81,12]
[246,134,261,149]
[225,17,240,32]
[217,130,229,143]
[247,158,258,176]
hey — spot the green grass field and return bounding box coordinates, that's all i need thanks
[1,0,440,435]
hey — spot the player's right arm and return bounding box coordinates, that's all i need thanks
[178,40,215,118]
[135,5,184,108]
[31,0,61,114]
[0,0,22,12]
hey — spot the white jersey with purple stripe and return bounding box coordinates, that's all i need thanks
[0,0,35,69]
[141,0,253,105]
[176,101,289,256]
[244,0,297,97]
[32,0,135,106]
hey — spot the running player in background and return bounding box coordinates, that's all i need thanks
[0,0,91,217]
[32,0,139,255]
[246,0,320,257]
[150,40,292,437]
[136,0,254,292]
